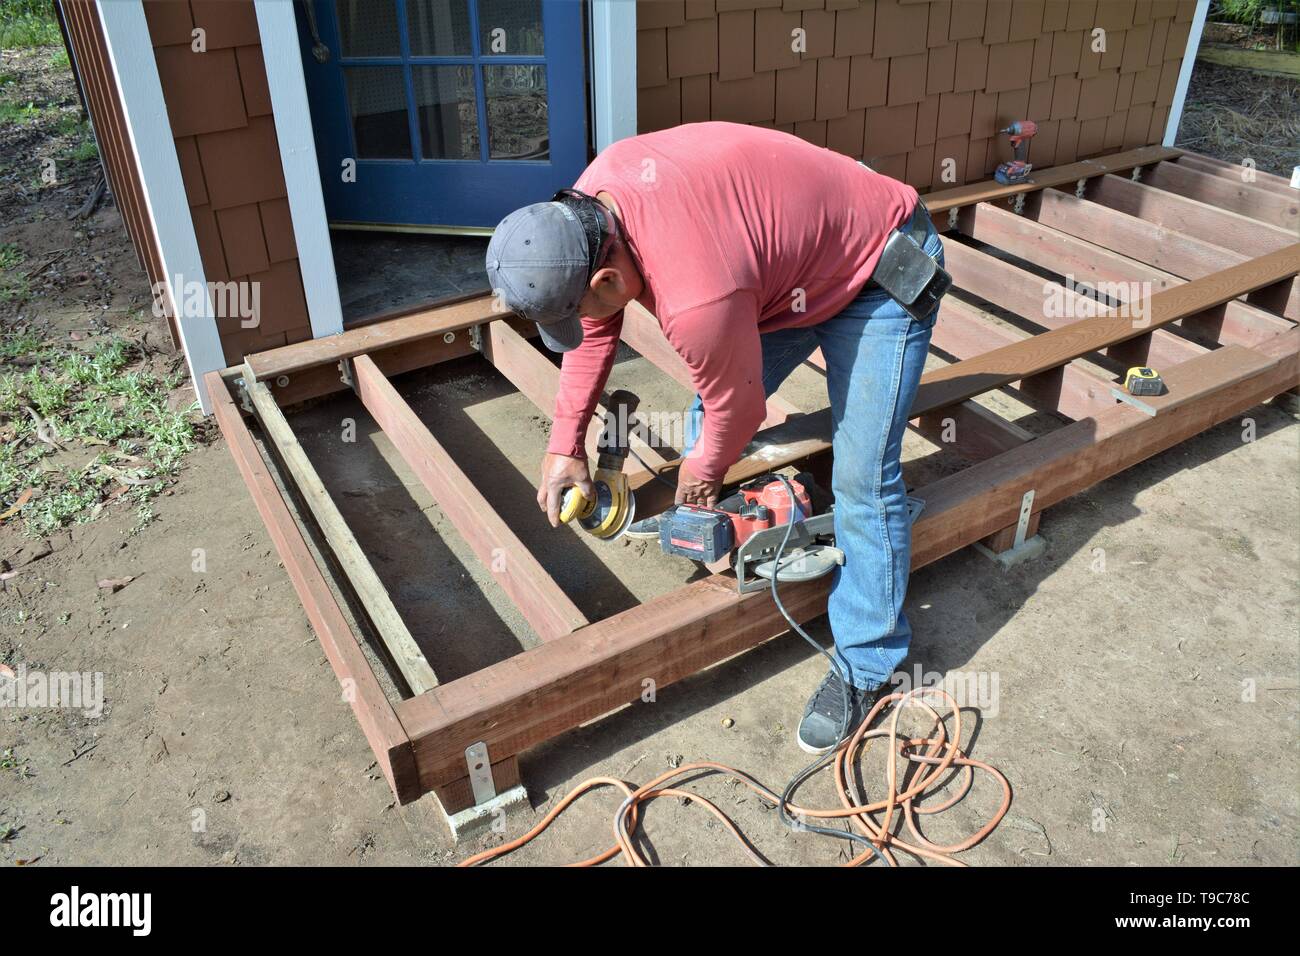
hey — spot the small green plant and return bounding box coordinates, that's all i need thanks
[67,135,97,163]
[0,748,34,779]
[0,99,41,125]
[0,0,61,49]
[0,243,29,305]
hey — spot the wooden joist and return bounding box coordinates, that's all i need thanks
[247,296,501,383]
[1086,174,1296,259]
[929,298,1121,421]
[1142,161,1299,232]
[206,372,420,802]
[1172,153,1300,198]
[913,243,1300,417]
[760,325,1037,463]
[481,320,668,473]
[941,234,1208,370]
[1032,188,1299,323]
[351,354,589,644]
[959,200,1294,345]
[246,374,440,695]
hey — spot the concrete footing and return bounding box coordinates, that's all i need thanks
[443,784,530,841]
[973,533,1047,569]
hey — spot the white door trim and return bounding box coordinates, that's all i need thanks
[590,0,637,153]
[1163,0,1210,147]
[254,0,344,340]
[96,0,225,412]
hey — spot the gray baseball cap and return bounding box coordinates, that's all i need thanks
[485,200,592,352]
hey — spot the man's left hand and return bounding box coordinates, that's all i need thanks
[675,461,722,509]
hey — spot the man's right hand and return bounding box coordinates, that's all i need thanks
[537,453,593,528]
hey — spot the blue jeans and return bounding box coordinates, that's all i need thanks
[683,204,942,690]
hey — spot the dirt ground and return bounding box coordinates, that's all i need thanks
[1,41,1297,867]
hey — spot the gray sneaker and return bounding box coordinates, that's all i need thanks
[796,668,887,754]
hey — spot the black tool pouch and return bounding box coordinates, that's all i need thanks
[872,227,953,322]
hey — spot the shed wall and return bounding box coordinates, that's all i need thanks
[635,0,1198,190]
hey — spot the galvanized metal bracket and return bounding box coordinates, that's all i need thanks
[1075,177,1087,199]
[947,207,959,230]
[235,378,253,414]
[1010,192,1026,215]
[1013,488,1035,549]
[1130,165,1143,182]
[465,741,496,805]
[338,357,355,390]
[468,324,483,352]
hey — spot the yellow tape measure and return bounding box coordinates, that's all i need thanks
[1124,366,1165,397]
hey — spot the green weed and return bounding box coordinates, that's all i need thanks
[0,332,197,536]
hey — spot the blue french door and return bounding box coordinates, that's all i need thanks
[297,0,588,229]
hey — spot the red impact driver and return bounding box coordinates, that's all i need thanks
[995,120,1038,185]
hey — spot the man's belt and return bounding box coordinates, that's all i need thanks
[864,201,953,322]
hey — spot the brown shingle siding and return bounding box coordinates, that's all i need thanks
[189,0,260,49]
[632,0,1194,190]
[216,204,270,278]
[154,45,247,137]
[143,0,311,360]
[236,45,273,116]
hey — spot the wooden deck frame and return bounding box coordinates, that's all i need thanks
[210,149,1300,822]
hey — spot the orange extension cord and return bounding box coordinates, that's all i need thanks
[459,686,1011,867]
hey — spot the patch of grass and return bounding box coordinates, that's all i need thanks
[65,132,96,163]
[0,243,30,305]
[0,243,23,271]
[0,332,198,537]
[0,99,41,125]
[0,1,61,50]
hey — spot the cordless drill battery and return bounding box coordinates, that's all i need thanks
[659,506,734,563]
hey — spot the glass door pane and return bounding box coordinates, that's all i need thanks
[334,0,402,57]
[484,64,548,160]
[414,65,480,160]
[343,67,412,158]
[406,0,472,56]
[477,0,544,55]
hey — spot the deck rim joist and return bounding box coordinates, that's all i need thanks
[209,147,1300,818]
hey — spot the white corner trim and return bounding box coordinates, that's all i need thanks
[1163,0,1210,147]
[254,0,344,339]
[590,0,637,153]
[97,0,225,413]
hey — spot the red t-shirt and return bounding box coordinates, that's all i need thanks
[547,122,918,482]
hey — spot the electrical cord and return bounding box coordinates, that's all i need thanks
[459,473,1011,867]
[767,475,886,864]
